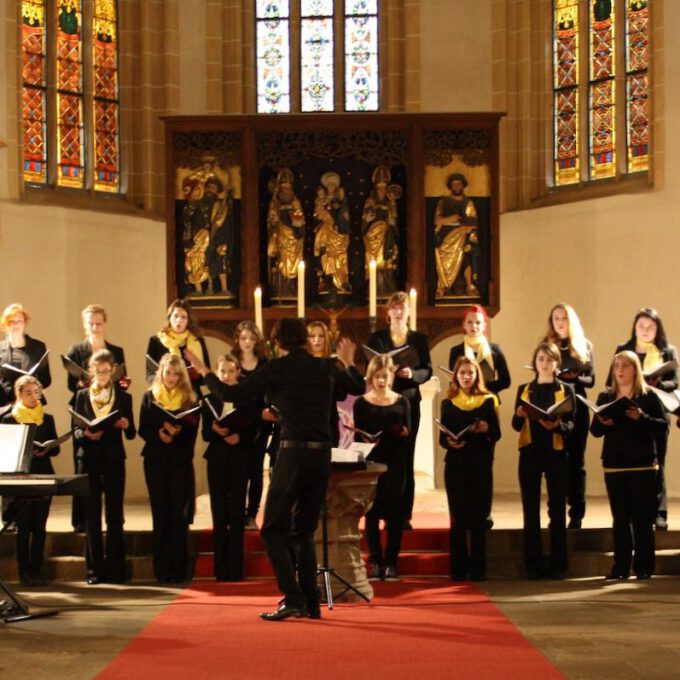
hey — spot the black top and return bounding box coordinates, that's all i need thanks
[145,334,210,389]
[204,347,344,444]
[511,380,576,451]
[0,335,51,406]
[1,412,60,474]
[352,395,411,465]
[439,395,500,463]
[448,341,511,396]
[201,392,258,459]
[138,390,199,460]
[554,340,594,397]
[606,340,678,392]
[66,340,126,397]
[366,329,432,403]
[590,390,667,469]
[72,385,136,459]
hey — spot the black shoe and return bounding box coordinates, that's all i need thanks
[307,607,322,620]
[655,516,668,531]
[5,521,17,534]
[383,566,399,581]
[402,520,413,531]
[484,517,494,530]
[568,518,582,529]
[451,573,467,582]
[86,574,101,585]
[19,573,33,587]
[32,573,47,586]
[470,572,487,582]
[73,524,85,534]
[605,568,629,581]
[550,570,567,580]
[526,569,544,580]
[260,603,309,621]
[636,572,652,580]
[368,563,383,581]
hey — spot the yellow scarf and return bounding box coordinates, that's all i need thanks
[464,336,495,373]
[451,392,497,412]
[89,383,114,418]
[11,400,44,425]
[517,383,566,451]
[154,384,185,411]
[157,329,205,363]
[636,339,663,373]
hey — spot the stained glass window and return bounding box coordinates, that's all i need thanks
[22,0,48,185]
[256,1,291,113]
[301,0,334,112]
[345,0,378,111]
[552,0,651,186]
[56,0,84,189]
[93,0,120,192]
[625,0,649,173]
[553,0,580,186]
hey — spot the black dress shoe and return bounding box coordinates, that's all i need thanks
[86,575,101,585]
[402,520,413,531]
[260,603,309,621]
[568,518,582,529]
[526,569,544,580]
[451,573,467,582]
[470,572,487,582]
[484,517,494,530]
[605,568,629,581]
[655,516,668,531]
[307,608,322,620]
[636,572,652,580]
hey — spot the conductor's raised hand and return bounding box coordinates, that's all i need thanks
[335,337,356,367]
[184,349,208,377]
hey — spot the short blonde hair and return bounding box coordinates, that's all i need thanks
[385,291,410,323]
[82,304,108,328]
[14,375,42,398]
[1,303,30,331]
[611,351,647,396]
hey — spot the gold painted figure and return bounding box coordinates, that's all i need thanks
[434,172,480,298]
[313,171,351,295]
[362,165,401,298]
[267,168,305,299]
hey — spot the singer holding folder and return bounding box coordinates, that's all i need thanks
[512,342,575,580]
[139,354,199,583]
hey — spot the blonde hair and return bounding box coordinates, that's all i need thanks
[366,354,396,385]
[611,351,647,396]
[546,303,589,363]
[151,354,196,406]
[81,304,108,333]
[385,291,410,323]
[14,375,42,398]
[447,356,489,399]
[1,303,30,331]
[307,321,332,358]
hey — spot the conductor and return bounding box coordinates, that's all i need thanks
[187,317,357,620]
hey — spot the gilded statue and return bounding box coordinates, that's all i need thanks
[434,172,480,298]
[267,168,305,299]
[182,157,233,295]
[313,171,351,295]
[362,165,401,298]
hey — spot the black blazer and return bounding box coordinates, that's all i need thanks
[606,340,678,392]
[0,335,51,405]
[146,335,210,389]
[439,395,500,464]
[66,340,126,397]
[448,341,511,396]
[1,411,60,474]
[72,386,136,459]
[201,393,258,459]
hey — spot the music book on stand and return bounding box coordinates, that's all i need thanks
[0,423,36,473]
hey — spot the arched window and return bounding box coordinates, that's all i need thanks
[552,0,649,186]
[256,0,380,114]
[21,0,120,192]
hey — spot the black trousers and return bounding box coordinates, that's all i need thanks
[144,455,193,582]
[365,455,405,568]
[403,398,420,521]
[207,449,248,580]
[518,447,568,575]
[71,436,85,530]
[605,470,656,576]
[567,404,590,521]
[260,446,331,610]
[655,429,669,520]
[245,435,268,519]
[445,458,491,578]
[12,497,51,576]
[79,452,126,581]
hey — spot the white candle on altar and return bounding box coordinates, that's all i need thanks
[297,260,306,318]
[409,288,417,331]
[368,259,377,318]
[254,287,263,334]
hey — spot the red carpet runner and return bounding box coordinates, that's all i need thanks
[96,578,564,680]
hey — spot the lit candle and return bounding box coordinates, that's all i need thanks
[297,260,306,318]
[254,287,263,334]
[368,259,377,318]
[409,288,417,331]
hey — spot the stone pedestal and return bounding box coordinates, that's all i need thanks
[314,463,386,602]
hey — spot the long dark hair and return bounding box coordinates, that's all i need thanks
[161,298,203,337]
[628,307,668,349]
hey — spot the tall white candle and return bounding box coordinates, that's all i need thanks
[297,260,306,318]
[254,287,263,334]
[409,288,417,331]
[368,259,377,318]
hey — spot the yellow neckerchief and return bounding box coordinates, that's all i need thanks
[635,339,664,373]
[153,384,185,411]
[11,400,44,425]
[157,329,205,363]
[451,391,497,412]
[463,335,495,373]
[89,383,114,418]
[518,382,566,451]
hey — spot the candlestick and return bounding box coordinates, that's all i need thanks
[297,260,306,318]
[254,287,263,334]
[368,259,377,319]
[409,288,417,331]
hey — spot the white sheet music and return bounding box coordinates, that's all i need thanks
[0,423,31,473]
[331,442,375,463]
